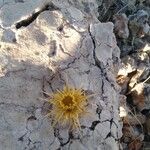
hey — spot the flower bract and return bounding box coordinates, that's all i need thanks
[47,86,88,129]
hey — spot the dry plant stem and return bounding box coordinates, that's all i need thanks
[128,109,144,133]
[143,75,150,83]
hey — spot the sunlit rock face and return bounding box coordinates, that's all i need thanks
[0,0,122,150]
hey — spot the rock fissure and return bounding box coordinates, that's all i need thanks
[0,1,122,149]
[15,2,59,29]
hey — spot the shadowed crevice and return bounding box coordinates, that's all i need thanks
[16,2,59,29]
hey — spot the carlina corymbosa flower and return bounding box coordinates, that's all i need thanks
[46,85,90,130]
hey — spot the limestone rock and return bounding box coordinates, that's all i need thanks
[95,0,150,149]
[0,0,121,150]
[0,0,48,27]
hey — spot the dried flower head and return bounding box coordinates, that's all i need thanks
[47,86,89,130]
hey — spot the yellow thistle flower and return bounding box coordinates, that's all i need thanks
[47,86,89,130]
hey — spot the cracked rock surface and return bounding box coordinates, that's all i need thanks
[0,0,122,149]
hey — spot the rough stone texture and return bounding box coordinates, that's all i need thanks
[113,14,129,39]
[94,0,150,149]
[0,0,122,150]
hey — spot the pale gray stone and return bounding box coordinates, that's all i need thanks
[1,29,16,43]
[0,0,121,149]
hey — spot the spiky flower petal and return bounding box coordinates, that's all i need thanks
[47,86,88,129]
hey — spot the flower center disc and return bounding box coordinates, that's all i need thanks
[62,95,74,107]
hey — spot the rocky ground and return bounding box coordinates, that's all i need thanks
[96,0,150,149]
[0,0,149,150]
